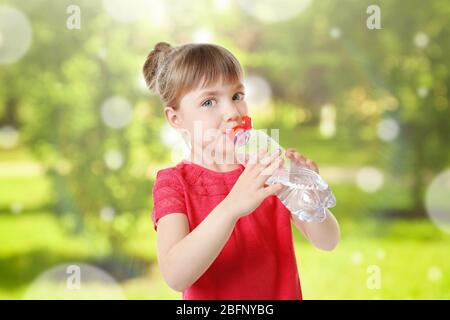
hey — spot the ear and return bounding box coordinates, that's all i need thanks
[164,106,182,129]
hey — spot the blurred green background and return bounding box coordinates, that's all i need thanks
[0,0,449,299]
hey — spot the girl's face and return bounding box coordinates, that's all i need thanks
[169,78,248,164]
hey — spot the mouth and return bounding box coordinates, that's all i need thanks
[221,116,252,143]
[223,129,236,142]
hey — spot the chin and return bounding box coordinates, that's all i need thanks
[213,149,238,165]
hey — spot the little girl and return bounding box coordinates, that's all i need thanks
[143,42,340,300]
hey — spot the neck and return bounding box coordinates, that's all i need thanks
[187,148,240,173]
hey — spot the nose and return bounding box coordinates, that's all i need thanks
[222,102,242,123]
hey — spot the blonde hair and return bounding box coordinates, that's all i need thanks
[142,42,243,110]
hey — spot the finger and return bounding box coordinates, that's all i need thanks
[295,153,307,166]
[286,151,302,166]
[259,148,283,170]
[258,154,283,177]
[261,183,283,197]
[285,150,297,160]
[285,148,296,154]
[306,159,319,173]
[259,148,282,166]
[247,148,267,168]
[258,155,284,177]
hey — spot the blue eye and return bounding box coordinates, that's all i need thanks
[233,92,245,101]
[201,99,216,108]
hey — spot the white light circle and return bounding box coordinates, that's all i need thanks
[10,202,22,214]
[102,0,146,23]
[101,96,132,129]
[23,263,125,299]
[376,249,385,260]
[100,206,116,222]
[356,167,384,193]
[147,0,169,28]
[159,124,190,162]
[159,123,183,148]
[236,0,312,23]
[138,73,149,92]
[215,0,231,11]
[351,251,363,265]
[96,48,107,60]
[0,126,19,149]
[377,118,399,142]
[417,87,429,98]
[243,75,272,111]
[0,5,32,64]
[329,27,341,39]
[104,149,124,170]
[414,32,429,48]
[192,27,215,43]
[171,140,190,163]
[427,266,442,282]
[425,169,450,234]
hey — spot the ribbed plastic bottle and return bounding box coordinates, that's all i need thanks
[230,116,336,222]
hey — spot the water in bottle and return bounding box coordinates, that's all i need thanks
[230,116,336,222]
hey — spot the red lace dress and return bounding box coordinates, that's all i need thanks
[152,159,302,300]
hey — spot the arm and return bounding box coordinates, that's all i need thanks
[156,149,283,292]
[156,200,238,292]
[291,209,340,251]
[284,149,340,251]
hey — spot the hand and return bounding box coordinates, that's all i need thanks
[223,149,284,220]
[285,148,319,173]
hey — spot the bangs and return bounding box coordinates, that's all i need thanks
[168,44,243,107]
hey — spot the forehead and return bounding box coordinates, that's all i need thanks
[187,78,244,98]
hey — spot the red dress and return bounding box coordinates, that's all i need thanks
[152,159,302,300]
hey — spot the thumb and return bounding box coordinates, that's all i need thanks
[263,183,283,196]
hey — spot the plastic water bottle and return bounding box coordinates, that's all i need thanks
[230,116,336,222]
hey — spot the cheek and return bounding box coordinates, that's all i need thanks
[191,126,221,149]
[215,133,236,154]
[204,130,233,152]
[239,101,248,114]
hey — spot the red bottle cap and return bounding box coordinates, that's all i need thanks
[228,116,252,142]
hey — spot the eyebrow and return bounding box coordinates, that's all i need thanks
[196,83,245,101]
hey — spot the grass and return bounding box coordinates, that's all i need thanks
[0,147,449,299]
[301,241,450,299]
[276,125,381,167]
[1,210,448,299]
[1,190,449,300]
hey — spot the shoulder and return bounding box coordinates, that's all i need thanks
[155,165,181,181]
[153,164,183,192]
[155,161,195,182]
[155,160,205,185]
[153,161,203,192]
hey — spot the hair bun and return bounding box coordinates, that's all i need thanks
[142,42,172,92]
